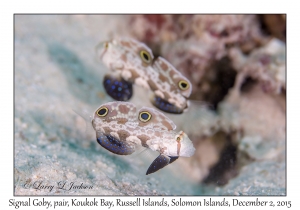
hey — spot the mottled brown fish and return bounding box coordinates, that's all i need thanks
[96,38,192,114]
[92,101,195,175]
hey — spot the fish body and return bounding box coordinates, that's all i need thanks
[96,38,192,114]
[92,101,195,174]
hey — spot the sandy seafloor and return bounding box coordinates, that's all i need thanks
[14,15,286,195]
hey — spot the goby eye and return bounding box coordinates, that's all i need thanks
[97,107,109,117]
[178,80,189,90]
[139,50,152,64]
[139,111,151,122]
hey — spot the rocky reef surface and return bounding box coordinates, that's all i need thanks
[14,15,285,195]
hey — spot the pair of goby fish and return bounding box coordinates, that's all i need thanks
[92,38,195,175]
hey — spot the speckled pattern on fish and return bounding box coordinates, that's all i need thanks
[92,101,195,174]
[96,38,192,114]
